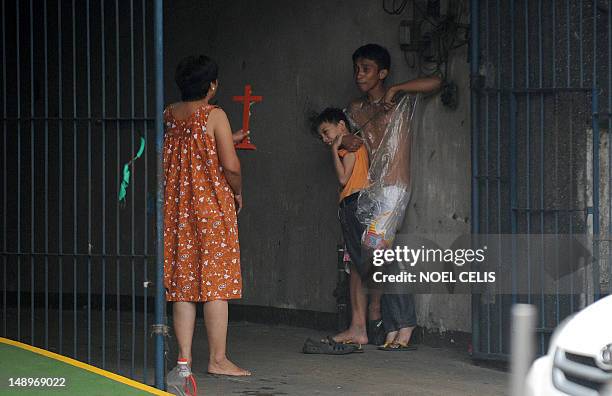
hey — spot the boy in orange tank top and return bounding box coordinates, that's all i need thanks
[312,108,371,346]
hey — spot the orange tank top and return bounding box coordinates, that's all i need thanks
[338,145,369,202]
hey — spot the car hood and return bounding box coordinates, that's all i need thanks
[553,295,612,356]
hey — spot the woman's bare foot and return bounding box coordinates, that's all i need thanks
[208,357,251,376]
[331,325,368,345]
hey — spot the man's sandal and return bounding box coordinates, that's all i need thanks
[377,341,417,351]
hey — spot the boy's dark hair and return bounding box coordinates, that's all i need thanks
[352,43,391,71]
[175,55,218,101]
[310,107,350,137]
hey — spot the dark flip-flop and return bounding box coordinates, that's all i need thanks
[377,341,418,351]
[340,340,364,353]
[302,337,360,355]
[325,336,365,353]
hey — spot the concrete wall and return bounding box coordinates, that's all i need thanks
[0,0,471,332]
[164,0,472,330]
[404,51,472,332]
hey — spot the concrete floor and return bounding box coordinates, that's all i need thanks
[172,321,508,396]
[3,308,507,395]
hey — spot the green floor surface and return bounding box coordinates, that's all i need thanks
[0,343,157,395]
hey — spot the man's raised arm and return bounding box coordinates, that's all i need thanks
[383,76,442,110]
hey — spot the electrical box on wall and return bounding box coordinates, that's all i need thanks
[426,0,451,19]
[399,19,423,52]
[394,0,468,110]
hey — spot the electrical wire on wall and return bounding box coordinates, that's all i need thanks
[383,0,410,15]
[384,0,468,80]
[384,0,469,108]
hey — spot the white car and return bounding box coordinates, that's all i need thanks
[526,295,612,396]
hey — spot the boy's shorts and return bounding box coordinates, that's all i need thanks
[338,192,368,277]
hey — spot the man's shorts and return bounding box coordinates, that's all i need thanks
[338,192,368,277]
[361,185,410,250]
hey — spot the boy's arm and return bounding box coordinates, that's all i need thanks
[383,76,442,109]
[332,136,357,186]
[340,134,364,152]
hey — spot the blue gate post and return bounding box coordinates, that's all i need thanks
[154,0,166,389]
[591,0,601,301]
[469,0,480,357]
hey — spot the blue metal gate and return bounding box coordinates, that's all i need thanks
[470,0,611,360]
[1,0,166,389]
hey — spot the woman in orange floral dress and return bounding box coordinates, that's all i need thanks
[163,55,250,376]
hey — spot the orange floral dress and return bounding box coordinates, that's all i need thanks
[163,103,242,302]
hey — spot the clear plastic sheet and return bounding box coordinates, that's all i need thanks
[349,94,421,250]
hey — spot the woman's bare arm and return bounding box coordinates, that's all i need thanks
[210,109,242,197]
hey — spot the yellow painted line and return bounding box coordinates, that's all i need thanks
[0,337,172,395]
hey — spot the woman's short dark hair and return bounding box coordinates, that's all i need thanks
[175,55,218,101]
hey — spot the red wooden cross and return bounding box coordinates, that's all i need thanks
[232,84,262,150]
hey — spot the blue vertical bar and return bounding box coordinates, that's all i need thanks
[130,0,136,379]
[565,0,575,313]
[86,0,92,364]
[510,0,518,304]
[569,104,574,312]
[566,0,570,87]
[115,0,121,372]
[525,0,532,303]
[142,0,149,383]
[469,0,480,357]
[30,0,35,346]
[57,0,63,356]
[1,0,6,339]
[43,0,49,350]
[591,0,600,300]
[579,0,583,88]
[72,0,78,359]
[484,0,490,355]
[552,0,560,329]
[16,0,22,342]
[537,0,545,353]
[100,0,106,370]
[554,101,561,320]
[496,0,502,353]
[29,0,35,347]
[154,0,165,388]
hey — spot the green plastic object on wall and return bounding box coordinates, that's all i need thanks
[118,136,146,204]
